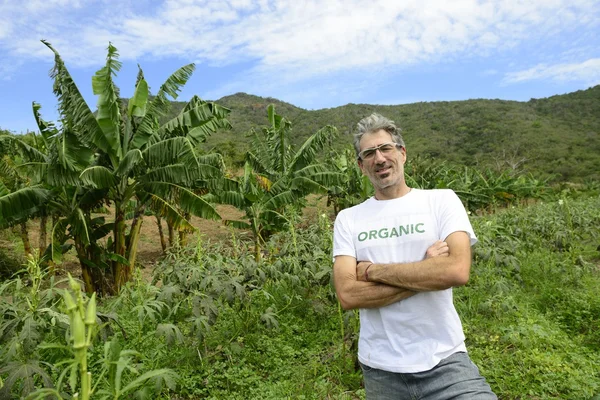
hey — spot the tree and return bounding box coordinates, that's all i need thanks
[2,41,231,294]
[326,148,373,215]
[0,130,53,257]
[212,105,341,260]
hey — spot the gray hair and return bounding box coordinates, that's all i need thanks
[353,113,405,157]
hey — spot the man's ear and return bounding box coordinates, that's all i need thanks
[357,159,365,173]
[400,147,407,164]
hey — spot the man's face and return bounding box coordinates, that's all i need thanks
[358,129,406,193]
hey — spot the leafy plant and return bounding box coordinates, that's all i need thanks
[0,41,232,294]
[212,105,342,260]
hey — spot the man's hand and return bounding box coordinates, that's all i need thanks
[425,240,449,259]
[357,240,449,282]
[356,261,373,282]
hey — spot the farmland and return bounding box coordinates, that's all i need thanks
[0,41,599,399]
[1,193,599,399]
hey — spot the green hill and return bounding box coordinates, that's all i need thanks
[7,87,595,182]
[174,85,599,182]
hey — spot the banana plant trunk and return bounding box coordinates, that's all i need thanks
[254,238,261,262]
[167,220,175,248]
[178,212,191,247]
[126,207,145,277]
[74,241,97,295]
[156,215,167,252]
[47,214,59,275]
[113,204,127,292]
[38,214,47,258]
[18,222,32,256]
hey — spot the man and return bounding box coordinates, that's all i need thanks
[332,113,496,399]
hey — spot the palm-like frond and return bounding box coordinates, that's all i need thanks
[197,153,225,170]
[142,137,198,170]
[42,129,93,186]
[155,64,196,103]
[71,208,91,247]
[0,187,50,228]
[150,195,194,232]
[265,105,292,174]
[245,151,275,177]
[32,102,59,145]
[11,104,54,163]
[92,42,122,161]
[290,176,327,194]
[177,186,220,221]
[11,138,47,164]
[51,218,70,262]
[80,166,117,189]
[45,164,82,187]
[211,190,246,208]
[143,182,220,221]
[290,125,337,172]
[114,149,144,178]
[41,40,108,154]
[0,156,18,188]
[160,101,231,145]
[134,64,196,149]
[140,165,192,186]
[190,166,223,184]
[294,164,345,187]
[127,78,148,118]
[263,190,296,211]
[55,129,93,172]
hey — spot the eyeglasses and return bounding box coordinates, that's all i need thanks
[358,142,403,160]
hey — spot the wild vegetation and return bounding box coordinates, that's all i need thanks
[0,194,599,399]
[184,86,600,183]
[0,41,599,399]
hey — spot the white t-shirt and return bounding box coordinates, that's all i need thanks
[333,188,477,373]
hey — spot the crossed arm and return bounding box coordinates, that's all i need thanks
[332,231,472,310]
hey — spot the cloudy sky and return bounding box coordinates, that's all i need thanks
[1,0,599,133]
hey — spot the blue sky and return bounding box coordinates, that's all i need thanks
[1,0,599,133]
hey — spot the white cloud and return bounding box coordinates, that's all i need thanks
[0,0,598,99]
[0,18,11,40]
[2,1,597,62]
[504,58,600,85]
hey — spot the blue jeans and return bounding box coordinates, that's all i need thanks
[360,352,497,400]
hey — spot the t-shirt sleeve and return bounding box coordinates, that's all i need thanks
[438,190,478,246]
[333,209,357,261]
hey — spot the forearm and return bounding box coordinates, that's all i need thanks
[366,257,468,292]
[336,279,415,310]
[357,232,472,292]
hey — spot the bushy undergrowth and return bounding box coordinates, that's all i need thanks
[0,247,22,280]
[0,197,599,399]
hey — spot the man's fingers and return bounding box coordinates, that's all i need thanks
[356,260,372,281]
[425,241,449,258]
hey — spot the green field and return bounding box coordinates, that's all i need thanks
[1,43,599,399]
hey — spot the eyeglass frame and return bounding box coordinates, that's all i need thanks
[357,142,404,161]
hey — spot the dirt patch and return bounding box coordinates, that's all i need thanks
[1,195,333,283]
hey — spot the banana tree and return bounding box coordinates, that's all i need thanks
[326,148,374,215]
[3,103,81,257]
[211,105,342,260]
[36,41,230,293]
[0,154,49,256]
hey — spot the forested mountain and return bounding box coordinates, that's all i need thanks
[4,86,599,181]
[188,86,599,182]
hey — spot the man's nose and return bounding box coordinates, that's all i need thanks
[373,148,386,162]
